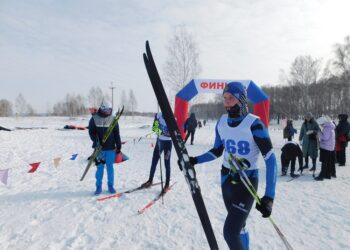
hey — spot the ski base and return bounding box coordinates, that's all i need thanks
[138,183,176,214]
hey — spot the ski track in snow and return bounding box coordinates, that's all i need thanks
[0,116,350,249]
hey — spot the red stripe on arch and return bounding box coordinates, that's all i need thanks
[253,99,270,128]
[174,97,188,139]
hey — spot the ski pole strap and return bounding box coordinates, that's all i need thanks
[228,154,261,204]
[229,154,250,171]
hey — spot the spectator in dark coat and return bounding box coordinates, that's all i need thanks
[184,113,198,145]
[335,114,350,166]
[299,112,320,172]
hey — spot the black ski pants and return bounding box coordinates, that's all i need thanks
[221,167,258,250]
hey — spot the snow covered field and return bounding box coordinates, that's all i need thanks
[0,115,349,250]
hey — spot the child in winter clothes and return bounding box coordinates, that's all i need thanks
[281,141,303,177]
[283,119,297,141]
[88,100,122,195]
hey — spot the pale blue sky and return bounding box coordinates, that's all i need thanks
[1,0,349,113]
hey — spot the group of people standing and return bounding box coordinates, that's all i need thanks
[85,81,349,249]
[281,112,350,181]
[87,82,277,250]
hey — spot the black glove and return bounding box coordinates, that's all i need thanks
[256,196,274,218]
[177,156,198,171]
[94,158,106,166]
[177,159,183,171]
[189,156,198,166]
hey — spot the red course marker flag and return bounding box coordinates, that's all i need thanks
[28,162,41,173]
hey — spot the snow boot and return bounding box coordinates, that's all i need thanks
[108,185,116,194]
[94,185,102,195]
[314,175,324,181]
[282,166,287,176]
[290,172,299,178]
[141,180,153,188]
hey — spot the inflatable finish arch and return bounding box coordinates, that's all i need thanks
[174,79,270,138]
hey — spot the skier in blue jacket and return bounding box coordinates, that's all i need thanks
[89,100,121,195]
[189,82,277,250]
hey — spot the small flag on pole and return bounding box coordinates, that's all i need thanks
[70,154,78,160]
[28,162,41,173]
[53,158,61,168]
[0,169,9,185]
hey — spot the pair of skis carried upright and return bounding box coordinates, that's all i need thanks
[143,41,218,250]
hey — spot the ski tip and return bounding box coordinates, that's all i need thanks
[143,53,148,62]
[145,41,151,55]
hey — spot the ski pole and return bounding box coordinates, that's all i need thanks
[228,154,294,250]
[137,132,155,142]
[157,136,164,204]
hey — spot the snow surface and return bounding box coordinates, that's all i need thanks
[0,116,350,250]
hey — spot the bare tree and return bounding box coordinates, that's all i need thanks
[163,26,201,102]
[333,35,350,80]
[129,89,137,116]
[120,90,128,110]
[288,55,321,110]
[0,99,13,117]
[88,87,105,108]
[15,93,36,116]
[52,94,87,116]
[15,93,27,116]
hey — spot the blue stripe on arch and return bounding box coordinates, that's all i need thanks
[176,80,198,101]
[247,81,269,103]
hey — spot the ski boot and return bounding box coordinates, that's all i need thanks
[141,180,153,188]
[161,183,170,195]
